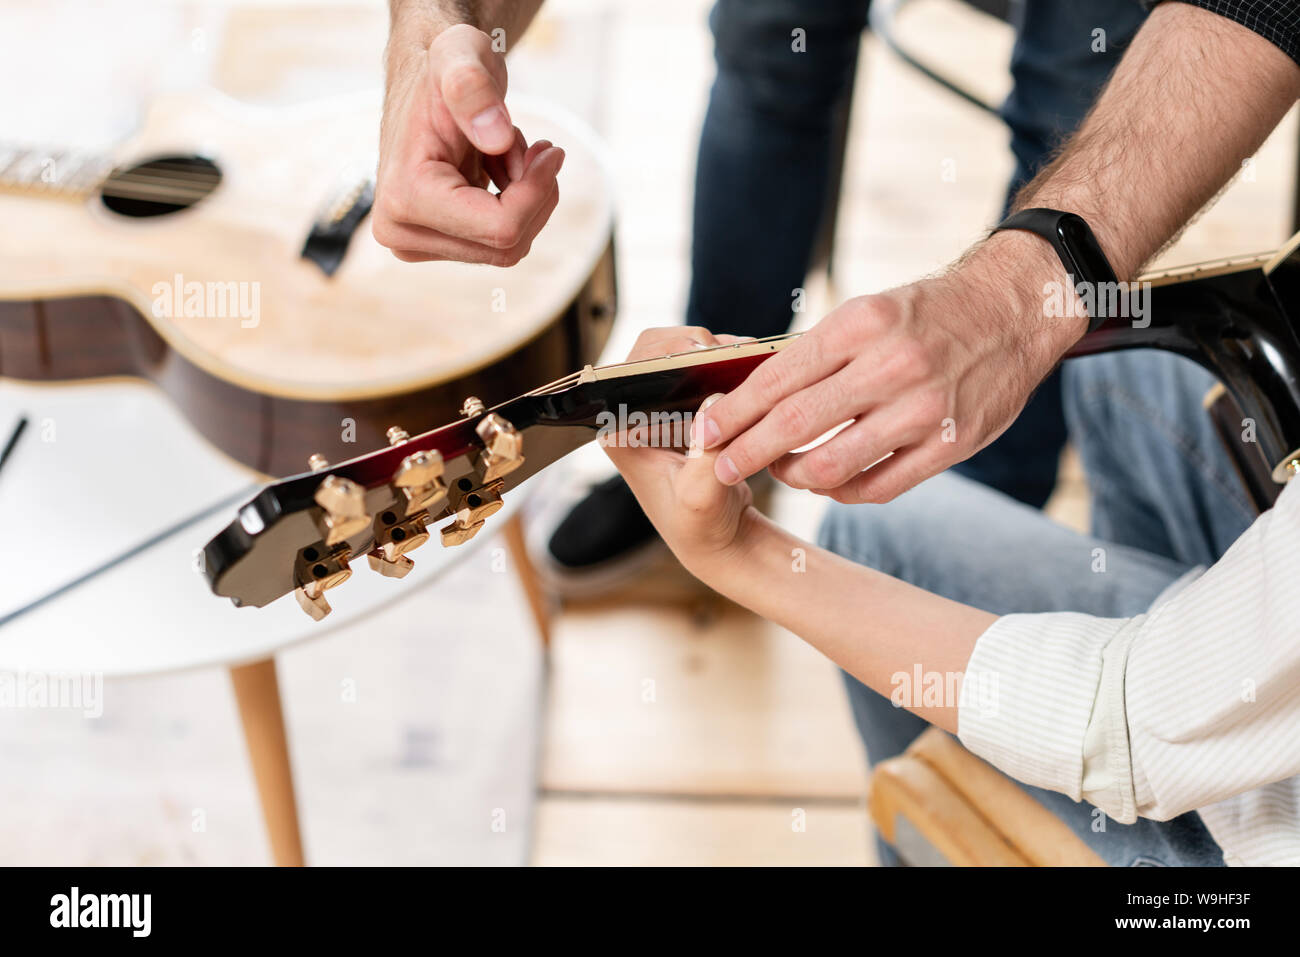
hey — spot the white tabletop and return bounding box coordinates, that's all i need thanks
[0,378,522,677]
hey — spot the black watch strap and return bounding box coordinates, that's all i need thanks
[993,208,1118,333]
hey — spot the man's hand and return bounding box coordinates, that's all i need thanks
[600,328,760,576]
[692,233,1081,504]
[692,3,1300,506]
[603,326,997,735]
[374,22,564,266]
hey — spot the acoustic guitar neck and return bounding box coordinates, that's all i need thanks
[0,144,112,200]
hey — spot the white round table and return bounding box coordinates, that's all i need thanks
[0,378,548,864]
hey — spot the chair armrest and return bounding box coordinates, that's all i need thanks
[870,728,1106,866]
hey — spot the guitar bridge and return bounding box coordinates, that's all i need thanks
[300,176,374,277]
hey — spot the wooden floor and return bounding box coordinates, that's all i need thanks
[1,0,1294,867]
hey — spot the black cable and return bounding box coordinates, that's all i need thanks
[0,484,257,630]
[869,0,1004,118]
[0,414,29,477]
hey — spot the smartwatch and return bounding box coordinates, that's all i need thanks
[992,208,1118,333]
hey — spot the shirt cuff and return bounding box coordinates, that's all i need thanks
[957,612,1131,801]
[1147,0,1300,66]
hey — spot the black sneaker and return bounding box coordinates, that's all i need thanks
[535,473,668,596]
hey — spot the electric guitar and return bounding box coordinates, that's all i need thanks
[0,90,616,478]
[201,232,1300,621]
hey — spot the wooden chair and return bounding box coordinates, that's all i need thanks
[870,728,1105,866]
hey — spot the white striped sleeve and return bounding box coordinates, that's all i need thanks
[957,478,1300,829]
[1122,478,1300,819]
[956,611,1135,811]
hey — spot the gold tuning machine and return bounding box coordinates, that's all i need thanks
[475,413,525,483]
[314,475,370,546]
[440,520,483,548]
[367,510,430,578]
[440,478,504,547]
[368,552,414,578]
[294,547,353,621]
[392,448,447,515]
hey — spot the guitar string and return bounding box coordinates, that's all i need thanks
[4,162,222,199]
[108,174,221,187]
[97,169,224,201]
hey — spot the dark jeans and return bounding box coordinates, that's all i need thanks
[686,0,1148,506]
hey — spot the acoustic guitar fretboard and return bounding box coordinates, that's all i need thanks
[0,144,110,199]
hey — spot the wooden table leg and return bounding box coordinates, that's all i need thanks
[503,512,553,648]
[229,657,305,867]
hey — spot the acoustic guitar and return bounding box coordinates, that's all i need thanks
[201,233,1300,621]
[0,90,616,477]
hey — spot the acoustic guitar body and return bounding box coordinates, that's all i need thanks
[0,91,616,477]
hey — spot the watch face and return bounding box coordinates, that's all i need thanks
[1057,214,1118,286]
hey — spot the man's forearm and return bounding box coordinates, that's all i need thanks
[387,0,544,76]
[1010,2,1300,280]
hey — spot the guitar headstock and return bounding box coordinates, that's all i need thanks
[1072,234,1300,487]
[202,334,798,618]
[202,395,531,620]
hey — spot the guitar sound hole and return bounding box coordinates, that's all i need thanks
[100,154,222,218]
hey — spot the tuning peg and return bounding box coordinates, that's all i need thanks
[460,396,486,418]
[308,453,330,472]
[475,413,525,482]
[392,448,447,515]
[386,426,409,445]
[367,510,430,578]
[293,549,352,621]
[373,510,430,560]
[440,519,484,547]
[367,552,415,578]
[314,475,370,546]
[454,478,505,525]
[295,584,332,620]
[440,479,504,547]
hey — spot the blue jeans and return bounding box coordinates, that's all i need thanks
[688,0,1148,506]
[818,350,1258,866]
